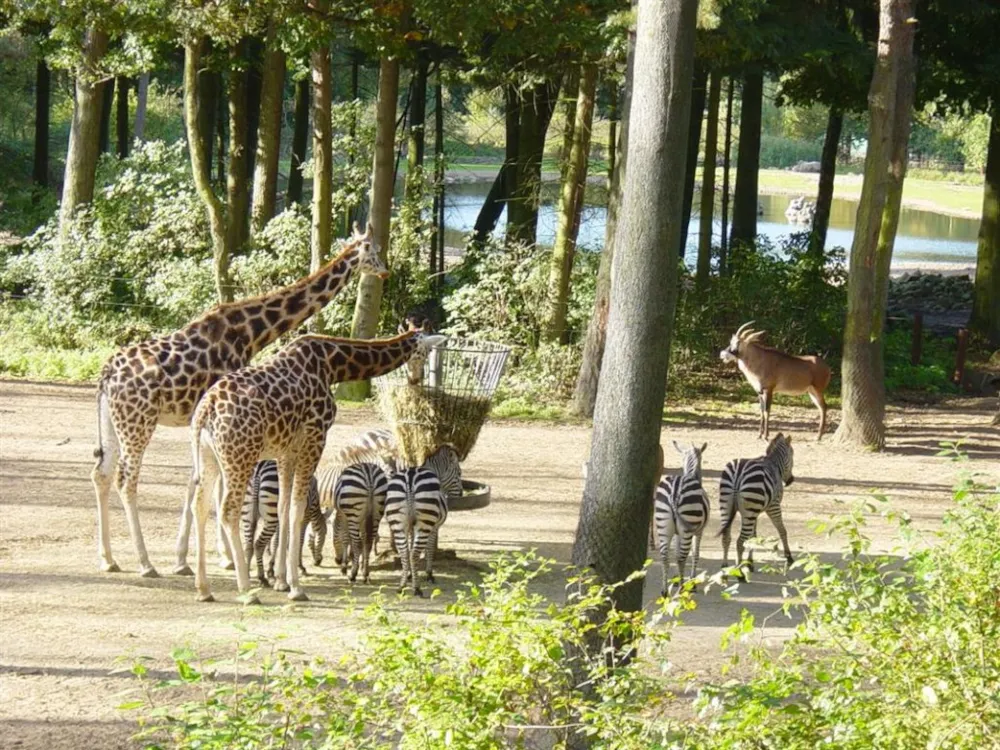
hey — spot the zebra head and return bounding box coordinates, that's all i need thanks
[672,440,707,477]
[766,433,794,486]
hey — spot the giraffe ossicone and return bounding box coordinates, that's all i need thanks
[90,228,387,579]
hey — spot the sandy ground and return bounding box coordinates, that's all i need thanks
[1,381,997,748]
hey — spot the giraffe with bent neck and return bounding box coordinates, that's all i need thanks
[92,224,387,578]
[189,325,446,603]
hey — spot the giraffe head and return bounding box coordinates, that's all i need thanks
[400,322,447,386]
[351,222,389,280]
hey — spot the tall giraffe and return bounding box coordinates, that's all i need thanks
[189,326,446,603]
[92,224,387,578]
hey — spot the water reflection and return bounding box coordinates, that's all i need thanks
[441,181,980,267]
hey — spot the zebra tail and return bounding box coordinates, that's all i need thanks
[717,490,738,538]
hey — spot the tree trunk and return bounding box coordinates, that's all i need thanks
[226,49,250,265]
[730,70,763,248]
[244,37,264,192]
[697,71,721,288]
[251,22,286,235]
[342,57,400,400]
[810,107,843,257]
[507,79,560,247]
[406,53,428,175]
[134,73,149,141]
[606,83,618,189]
[573,0,697,616]
[472,84,520,246]
[33,58,50,188]
[679,61,707,259]
[115,76,129,158]
[216,77,227,185]
[287,76,310,206]
[197,66,217,184]
[970,112,1000,347]
[98,78,113,154]
[571,19,636,419]
[835,0,916,450]
[431,75,445,284]
[184,40,232,303]
[545,63,598,344]
[559,66,580,183]
[59,28,109,235]
[311,41,333,285]
[719,77,734,274]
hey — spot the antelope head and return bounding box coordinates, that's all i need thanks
[720,321,766,363]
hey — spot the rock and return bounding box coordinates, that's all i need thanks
[790,161,822,173]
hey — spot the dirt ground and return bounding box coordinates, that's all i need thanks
[1,381,997,749]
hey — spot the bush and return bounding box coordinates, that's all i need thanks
[759,135,823,169]
[125,481,1000,749]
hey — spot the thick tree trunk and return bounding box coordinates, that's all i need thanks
[407,53,428,175]
[697,71,721,288]
[507,79,560,247]
[184,40,232,303]
[311,42,333,281]
[472,84,520,246]
[571,21,636,419]
[59,28,109,235]
[730,69,763,248]
[836,0,916,450]
[134,73,149,141]
[970,112,1000,347]
[559,66,580,183]
[244,37,264,191]
[606,83,618,188]
[115,76,129,158]
[342,57,400,399]
[98,78,113,154]
[226,50,250,264]
[197,66,217,184]
[545,63,598,343]
[810,107,843,257]
[287,76,309,206]
[33,59,50,188]
[679,62,707,259]
[719,77,734,274]
[573,0,697,613]
[251,22,286,235]
[215,78,227,185]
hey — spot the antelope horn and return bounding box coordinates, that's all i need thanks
[735,321,756,339]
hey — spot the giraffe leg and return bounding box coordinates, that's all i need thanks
[91,395,121,573]
[172,470,197,576]
[220,472,258,605]
[113,411,159,578]
[192,450,218,602]
[272,459,294,592]
[215,477,235,570]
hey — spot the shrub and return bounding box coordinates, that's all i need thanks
[759,135,823,169]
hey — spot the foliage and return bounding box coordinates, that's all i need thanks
[882,326,957,394]
[125,482,1000,749]
[125,554,693,749]
[758,134,822,169]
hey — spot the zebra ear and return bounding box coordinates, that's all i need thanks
[699,442,707,454]
[672,440,683,454]
[785,435,793,444]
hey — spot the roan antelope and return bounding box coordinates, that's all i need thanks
[720,322,832,441]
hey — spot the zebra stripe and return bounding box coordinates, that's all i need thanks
[385,466,448,596]
[240,460,328,586]
[334,462,389,584]
[653,443,710,592]
[718,434,795,576]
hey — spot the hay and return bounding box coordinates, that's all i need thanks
[378,384,493,466]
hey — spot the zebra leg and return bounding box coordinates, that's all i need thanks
[766,506,794,567]
[425,528,439,585]
[691,530,703,581]
[675,532,691,587]
[333,510,349,572]
[411,530,424,597]
[297,507,308,577]
[253,532,271,587]
[348,522,362,583]
[360,517,372,585]
[658,523,675,596]
[395,528,410,594]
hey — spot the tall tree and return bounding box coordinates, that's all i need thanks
[311,39,333,290]
[544,63,598,343]
[678,61,707,258]
[471,84,520,246]
[250,20,286,235]
[697,70,721,288]
[507,78,561,247]
[115,75,129,158]
[719,76,733,274]
[573,0,697,614]
[286,75,310,205]
[243,37,264,188]
[343,55,400,399]
[33,57,50,188]
[835,0,916,449]
[98,77,114,154]
[729,69,763,247]
[810,107,843,256]
[572,19,636,419]
[971,114,1000,347]
[134,73,149,141]
[405,51,429,194]
[59,27,109,236]
[225,44,251,267]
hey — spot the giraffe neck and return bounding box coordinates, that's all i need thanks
[227,238,365,358]
[292,331,421,385]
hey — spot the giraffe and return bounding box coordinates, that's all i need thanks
[188,325,446,603]
[91,223,387,578]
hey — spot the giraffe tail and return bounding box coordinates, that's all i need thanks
[190,395,212,487]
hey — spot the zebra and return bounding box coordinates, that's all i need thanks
[385,466,448,596]
[333,462,390,584]
[718,433,795,578]
[240,460,328,586]
[653,441,710,594]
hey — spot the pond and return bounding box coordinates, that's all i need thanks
[441,180,981,270]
